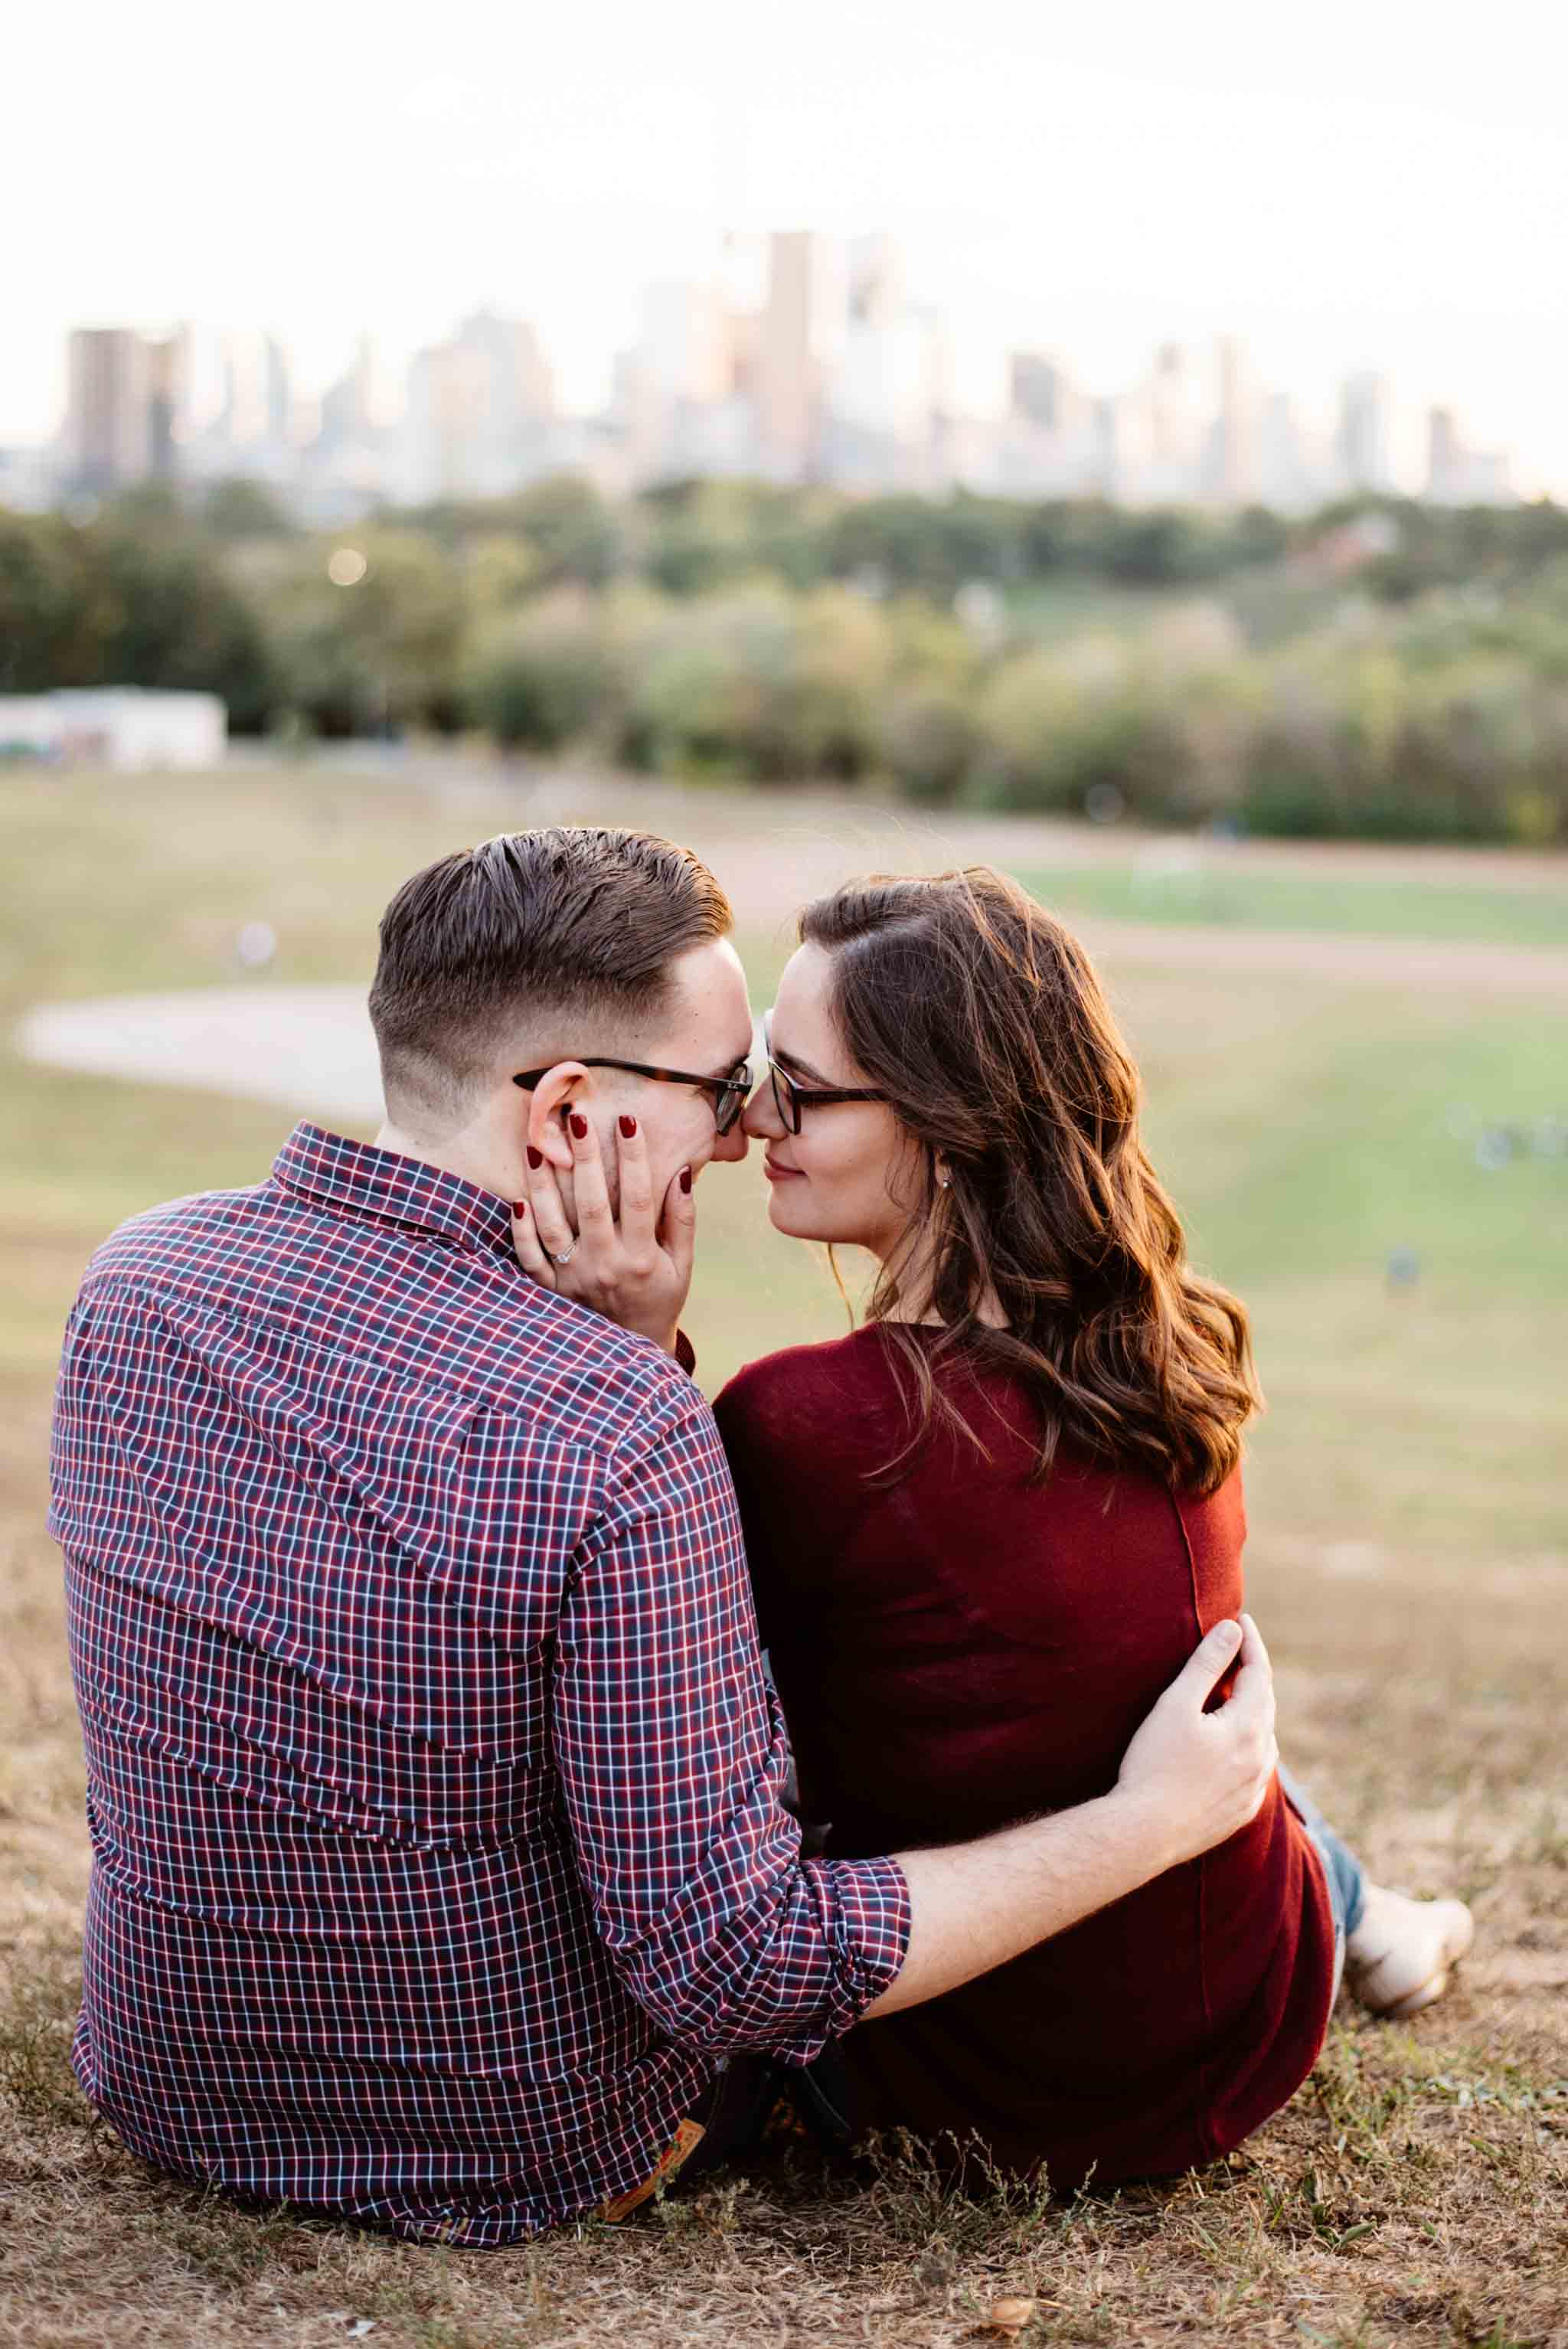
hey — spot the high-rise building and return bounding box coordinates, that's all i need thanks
[755,233,844,479]
[1335,371,1392,493]
[1426,405,1514,505]
[1008,351,1071,434]
[846,234,903,332]
[1146,345,1204,475]
[144,333,183,480]
[62,327,186,495]
[315,335,377,455]
[715,231,768,405]
[1254,391,1326,514]
[296,335,393,519]
[395,311,554,502]
[998,351,1102,495]
[616,278,750,480]
[1105,343,1209,504]
[825,240,949,486]
[452,309,554,432]
[198,331,295,477]
[401,341,492,502]
[1427,405,1459,498]
[634,281,730,409]
[1204,336,1256,506]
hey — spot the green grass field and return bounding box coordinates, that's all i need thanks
[1015,858,1568,949]
[2,766,1566,2348]
[4,769,1564,1562]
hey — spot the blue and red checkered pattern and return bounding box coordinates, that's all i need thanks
[49,1125,909,2244]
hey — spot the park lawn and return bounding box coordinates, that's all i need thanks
[1014,858,1568,950]
[2,767,1566,2347]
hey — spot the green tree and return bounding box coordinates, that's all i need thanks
[253,530,466,734]
[0,511,105,691]
[198,477,297,541]
[81,503,276,727]
[459,590,623,748]
[495,475,623,589]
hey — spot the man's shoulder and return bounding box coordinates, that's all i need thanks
[69,1178,707,1463]
[80,1183,269,1286]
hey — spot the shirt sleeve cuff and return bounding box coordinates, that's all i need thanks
[809,1851,913,2043]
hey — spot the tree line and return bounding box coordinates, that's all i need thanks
[3,475,1567,841]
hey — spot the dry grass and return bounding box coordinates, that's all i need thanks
[3,768,1566,2345]
[5,1273,1567,2349]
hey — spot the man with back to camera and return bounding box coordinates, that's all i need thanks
[50,828,1277,2243]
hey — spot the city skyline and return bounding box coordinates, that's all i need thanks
[8,247,1553,508]
[30,240,1520,522]
[8,0,1567,492]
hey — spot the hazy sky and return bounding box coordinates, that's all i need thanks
[10,0,1568,490]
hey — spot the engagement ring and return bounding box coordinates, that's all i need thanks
[550,1243,577,1266]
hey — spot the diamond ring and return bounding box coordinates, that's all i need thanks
[550,1243,577,1267]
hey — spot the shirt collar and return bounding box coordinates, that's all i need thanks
[271,1124,517,1258]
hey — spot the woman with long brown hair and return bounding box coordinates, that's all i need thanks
[707,866,1471,2188]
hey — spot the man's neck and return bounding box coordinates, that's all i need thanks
[373,1117,515,1207]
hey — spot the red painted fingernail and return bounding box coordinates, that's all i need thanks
[679,1165,693,1194]
[512,1200,528,1219]
[526,1145,544,1171]
[619,1113,637,1139]
[570,1111,589,1141]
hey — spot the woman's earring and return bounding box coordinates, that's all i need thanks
[936,1164,952,1190]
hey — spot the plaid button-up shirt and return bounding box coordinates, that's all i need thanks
[49,1124,909,2244]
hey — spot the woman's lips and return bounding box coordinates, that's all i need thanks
[763,1158,805,1183]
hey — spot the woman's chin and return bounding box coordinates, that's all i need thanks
[765,1185,821,1240]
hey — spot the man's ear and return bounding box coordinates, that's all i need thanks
[522,1062,589,1170]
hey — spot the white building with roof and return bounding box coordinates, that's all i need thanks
[0,688,227,770]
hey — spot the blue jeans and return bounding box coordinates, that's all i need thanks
[1277,1764,1367,2002]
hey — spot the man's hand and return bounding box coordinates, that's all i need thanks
[511,1111,696,1355]
[867,1615,1279,2018]
[1115,1614,1278,1873]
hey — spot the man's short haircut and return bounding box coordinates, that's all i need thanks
[369,827,733,1129]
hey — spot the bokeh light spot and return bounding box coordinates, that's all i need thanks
[328,547,368,586]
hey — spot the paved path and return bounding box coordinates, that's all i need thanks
[17,987,386,1124]
[17,898,1568,1125]
[14,769,1567,1116]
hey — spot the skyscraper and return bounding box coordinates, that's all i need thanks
[1426,406,1459,499]
[63,327,185,495]
[315,336,377,455]
[265,335,292,449]
[397,311,555,501]
[1335,371,1392,493]
[1009,351,1071,435]
[1255,391,1325,513]
[1204,337,1256,506]
[204,331,294,473]
[755,233,844,479]
[1425,405,1514,505]
[825,239,946,487]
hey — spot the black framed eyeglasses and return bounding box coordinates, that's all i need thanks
[512,1058,754,1136]
[764,1018,887,1136]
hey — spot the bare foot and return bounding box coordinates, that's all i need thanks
[1344,1882,1475,2020]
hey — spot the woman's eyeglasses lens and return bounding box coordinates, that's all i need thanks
[769,1064,802,1135]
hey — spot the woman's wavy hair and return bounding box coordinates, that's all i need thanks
[798,867,1261,1494]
